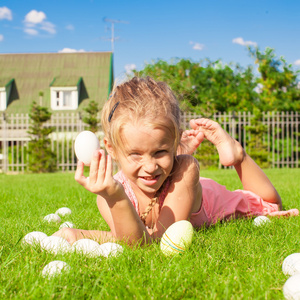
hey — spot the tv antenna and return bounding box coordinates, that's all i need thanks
[103,18,129,52]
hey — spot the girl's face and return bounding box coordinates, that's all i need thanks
[116,122,175,198]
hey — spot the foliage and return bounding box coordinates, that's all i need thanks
[82,100,100,133]
[27,101,56,173]
[249,46,300,111]
[245,108,271,168]
[135,58,257,115]
[194,140,219,169]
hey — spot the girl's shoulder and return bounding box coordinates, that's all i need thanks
[174,154,199,169]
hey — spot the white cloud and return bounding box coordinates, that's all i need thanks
[0,34,3,41]
[58,48,86,53]
[294,59,300,66]
[40,21,56,34]
[232,37,257,47]
[24,28,39,36]
[65,24,74,30]
[24,10,46,24]
[23,10,56,35]
[124,63,137,74]
[0,7,12,21]
[189,41,204,51]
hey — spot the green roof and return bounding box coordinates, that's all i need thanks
[0,52,113,113]
[0,78,14,87]
[50,76,82,87]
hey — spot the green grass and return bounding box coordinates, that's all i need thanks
[1,169,300,299]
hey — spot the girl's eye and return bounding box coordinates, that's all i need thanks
[155,150,167,156]
[129,153,142,161]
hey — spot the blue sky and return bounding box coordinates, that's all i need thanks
[1,0,300,79]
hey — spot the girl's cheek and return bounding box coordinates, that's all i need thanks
[158,157,174,169]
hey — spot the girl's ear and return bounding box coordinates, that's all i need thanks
[104,138,116,160]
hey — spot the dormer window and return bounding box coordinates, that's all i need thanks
[50,77,82,110]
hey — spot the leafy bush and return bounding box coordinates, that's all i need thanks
[27,101,56,173]
[194,140,219,170]
[82,100,100,133]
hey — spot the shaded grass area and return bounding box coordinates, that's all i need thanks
[1,169,300,299]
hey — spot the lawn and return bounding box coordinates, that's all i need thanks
[1,169,299,299]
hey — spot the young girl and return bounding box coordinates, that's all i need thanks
[53,77,298,245]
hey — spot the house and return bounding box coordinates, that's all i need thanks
[0,52,113,113]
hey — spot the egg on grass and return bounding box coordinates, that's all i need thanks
[42,260,71,278]
[160,220,194,256]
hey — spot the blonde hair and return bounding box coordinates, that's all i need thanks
[101,76,182,157]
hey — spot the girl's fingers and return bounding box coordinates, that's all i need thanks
[89,150,101,183]
[74,161,86,185]
[105,154,113,179]
[98,149,106,181]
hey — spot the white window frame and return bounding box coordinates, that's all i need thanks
[0,87,6,111]
[50,86,79,110]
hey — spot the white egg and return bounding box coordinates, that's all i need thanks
[23,231,48,246]
[43,214,61,223]
[59,221,75,229]
[283,273,300,300]
[98,242,124,258]
[253,216,271,226]
[55,207,72,217]
[283,253,300,276]
[74,131,100,165]
[72,239,103,257]
[40,236,72,254]
[42,260,70,278]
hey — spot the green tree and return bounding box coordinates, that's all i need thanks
[248,46,300,111]
[27,101,56,173]
[82,100,100,133]
[188,60,257,114]
[135,58,257,115]
[134,59,196,110]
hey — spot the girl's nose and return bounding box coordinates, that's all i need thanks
[143,157,158,173]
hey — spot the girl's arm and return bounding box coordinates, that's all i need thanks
[75,149,152,245]
[151,154,202,239]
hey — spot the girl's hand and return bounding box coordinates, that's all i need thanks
[75,149,122,198]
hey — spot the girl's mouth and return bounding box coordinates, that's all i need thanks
[139,175,161,186]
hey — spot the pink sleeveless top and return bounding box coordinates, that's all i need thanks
[113,171,170,215]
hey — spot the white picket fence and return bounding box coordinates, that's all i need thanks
[0,111,299,173]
